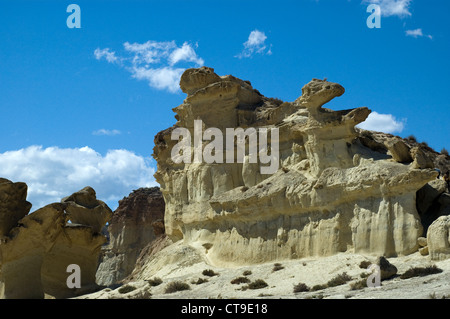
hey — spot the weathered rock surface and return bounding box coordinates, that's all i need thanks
[0,184,111,299]
[96,187,165,287]
[427,215,450,261]
[0,178,32,238]
[153,67,436,266]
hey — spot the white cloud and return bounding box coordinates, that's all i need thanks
[364,0,412,17]
[92,129,121,136]
[131,66,185,93]
[95,40,204,93]
[236,30,272,59]
[405,28,432,39]
[94,48,120,64]
[0,146,157,211]
[357,111,406,133]
[169,42,204,66]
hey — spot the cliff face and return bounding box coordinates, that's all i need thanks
[96,187,165,286]
[153,66,437,266]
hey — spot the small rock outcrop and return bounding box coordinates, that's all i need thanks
[0,178,32,237]
[427,215,450,260]
[153,67,437,266]
[0,183,112,299]
[96,187,165,287]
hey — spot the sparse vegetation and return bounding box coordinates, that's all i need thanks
[272,263,284,272]
[293,282,310,293]
[407,135,417,143]
[244,279,268,290]
[118,285,137,294]
[400,265,443,279]
[242,270,252,276]
[326,272,352,288]
[231,277,250,285]
[202,269,219,277]
[191,278,208,285]
[267,97,284,106]
[441,148,449,156]
[309,272,353,291]
[311,284,327,291]
[241,186,249,192]
[147,277,163,287]
[165,281,190,294]
[359,260,372,269]
[429,292,449,299]
[350,279,368,290]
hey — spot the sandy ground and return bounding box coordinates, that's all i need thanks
[78,241,450,300]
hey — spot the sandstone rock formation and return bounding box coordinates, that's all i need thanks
[427,215,450,261]
[0,184,111,299]
[96,187,165,287]
[153,66,437,266]
[0,178,32,237]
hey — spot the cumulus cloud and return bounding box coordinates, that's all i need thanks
[95,40,204,93]
[92,129,121,136]
[0,146,157,210]
[236,30,272,59]
[364,0,412,17]
[357,111,406,133]
[405,28,433,39]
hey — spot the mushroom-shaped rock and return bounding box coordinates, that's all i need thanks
[62,186,112,233]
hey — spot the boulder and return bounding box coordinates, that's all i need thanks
[376,256,398,280]
[427,215,450,261]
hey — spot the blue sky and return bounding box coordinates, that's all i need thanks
[1,0,449,210]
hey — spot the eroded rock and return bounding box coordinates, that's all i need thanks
[0,178,32,238]
[153,67,435,266]
[0,184,112,299]
[96,187,165,286]
[427,215,450,260]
